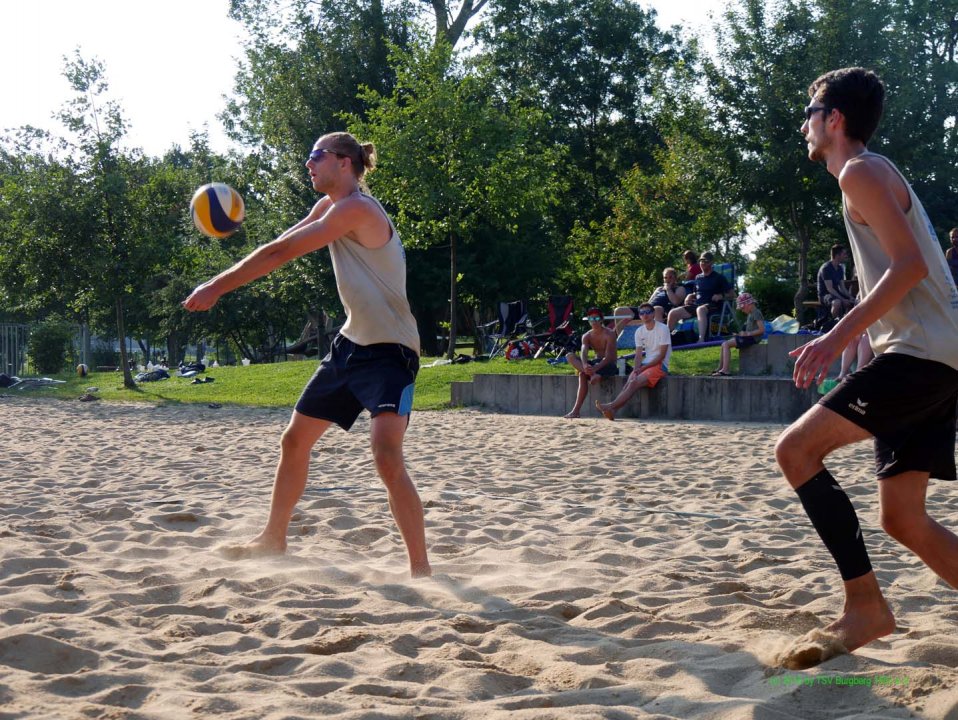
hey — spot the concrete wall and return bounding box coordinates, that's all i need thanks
[449,334,841,422]
[451,373,820,422]
[739,333,841,377]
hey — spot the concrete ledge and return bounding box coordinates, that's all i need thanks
[739,333,840,377]
[451,373,820,422]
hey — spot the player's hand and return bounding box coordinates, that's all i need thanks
[789,333,844,389]
[182,282,221,312]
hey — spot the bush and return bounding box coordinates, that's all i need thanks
[744,276,796,319]
[27,319,75,374]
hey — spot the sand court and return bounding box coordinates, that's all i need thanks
[2,396,958,718]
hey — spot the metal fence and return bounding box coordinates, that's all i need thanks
[0,323,30,376]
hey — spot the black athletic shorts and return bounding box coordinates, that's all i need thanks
[588,357,618,377]
[819,352,958,480]
[294,334,418,431]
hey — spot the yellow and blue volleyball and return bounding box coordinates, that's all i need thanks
[190,183,245,239]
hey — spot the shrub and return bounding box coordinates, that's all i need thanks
[744,276,796,319]
[27,319,75,374]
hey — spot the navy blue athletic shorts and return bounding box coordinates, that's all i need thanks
[294,334,418,431]
[819,352,958,480]
[587,357,618,377]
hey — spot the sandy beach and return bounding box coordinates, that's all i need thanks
[2,395,957,719]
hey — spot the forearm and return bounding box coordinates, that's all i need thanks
[206,215,324,297]
[207,238,294,297]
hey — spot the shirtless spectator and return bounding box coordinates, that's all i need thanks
[563,308,618,419]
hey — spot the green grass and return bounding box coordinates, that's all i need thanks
[2,345,729,410]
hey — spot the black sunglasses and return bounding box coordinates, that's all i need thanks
[308,148,344,162]
[803,105,830,121]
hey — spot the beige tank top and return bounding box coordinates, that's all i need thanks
[327,195,421,355]
[842,152,958,370]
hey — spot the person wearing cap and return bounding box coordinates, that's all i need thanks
[712,292,765,376]
[666,251,734,343]
[595,302,671,421]
[563,308,618,419]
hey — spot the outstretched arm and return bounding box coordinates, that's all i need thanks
[183,196,361,312]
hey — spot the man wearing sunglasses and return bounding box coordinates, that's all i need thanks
[183,132,431,578]
[775,67,958,666]
[563,308,618,419]
[596,302,670,420]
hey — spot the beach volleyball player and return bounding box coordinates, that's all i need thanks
[183,132,430,578]
[776,68,958,661]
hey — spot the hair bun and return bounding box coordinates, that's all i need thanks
[360,142,377,171]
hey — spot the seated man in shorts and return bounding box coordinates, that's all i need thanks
[818,244,856,318]
[666,252,734,343]
[596,302,670,420]
[563,308,618,419]
[613,267,686,335]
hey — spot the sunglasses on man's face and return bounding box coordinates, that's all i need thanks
[638,309,654,316]
[803,105,829,121]
[587,316,603,323]
[308,148,343,162]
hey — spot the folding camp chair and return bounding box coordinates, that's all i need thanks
[706,263,739,339]
[477,300,530,358]
[547,295,574,336]
[531,295,576,358]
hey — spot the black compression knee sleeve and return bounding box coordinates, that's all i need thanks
[795,468,872,581]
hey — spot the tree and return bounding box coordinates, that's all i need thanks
[475,0,682,228]
[55,52,151,387]
[566,99,748,310]
[351,38,565,356]
[706,0,958,318]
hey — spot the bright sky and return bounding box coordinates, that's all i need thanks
[1,0,728,158]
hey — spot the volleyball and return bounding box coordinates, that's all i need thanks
[190,183,245,239]
[76,363,89,377]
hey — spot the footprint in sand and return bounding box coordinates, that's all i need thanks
[776,629,848,670]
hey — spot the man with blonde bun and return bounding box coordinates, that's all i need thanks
[183,131,430,578]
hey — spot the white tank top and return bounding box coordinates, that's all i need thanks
[842,152,958,370]
[327,195,421,355]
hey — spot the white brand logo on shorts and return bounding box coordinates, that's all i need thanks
[848,398,868,415]
[378,403,396,409]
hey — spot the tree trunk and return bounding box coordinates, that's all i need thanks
[446,233,458,360]
[115,296,136,389]
[430,0,489,48]
[789,202,811,321]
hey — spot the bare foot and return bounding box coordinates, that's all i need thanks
[777,601,895,670]
[562,411,581,419]
[824,599,896,653]
[219,534,287,560]
[595,400,615,421]
[411,563,432,579]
